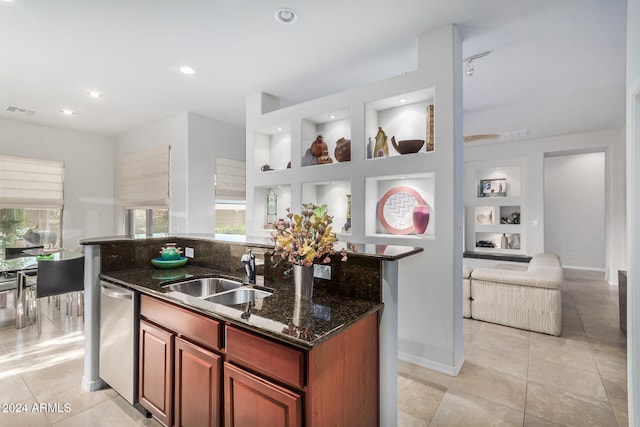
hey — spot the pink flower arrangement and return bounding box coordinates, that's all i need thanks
[272,203,347,267]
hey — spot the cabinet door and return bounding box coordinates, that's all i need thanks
[139,320,174,426]
[175,337,222,427]
[224,362,302,427]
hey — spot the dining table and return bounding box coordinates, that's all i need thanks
[0,249,84,329]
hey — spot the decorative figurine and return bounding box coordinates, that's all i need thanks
[374,127,389,158]
[302,135,333,166]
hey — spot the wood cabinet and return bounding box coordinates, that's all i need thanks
[225,312,379,427]
[175,337,222,427]
[139,294,379,427]
[139,295,223,427]
[224,362,302,427]
[139,319,174,427]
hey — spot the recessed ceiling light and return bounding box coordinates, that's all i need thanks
[329,115,336,119]
[277,127,283,132]
[399,98,407,103]
[61,109,75,116]
[275,8,297,24]
[179,66,195,75]
[87,90,102,99]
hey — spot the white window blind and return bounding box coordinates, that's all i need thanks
[215,157,246,201]
[120,146,170,209]
[0,155,64,208]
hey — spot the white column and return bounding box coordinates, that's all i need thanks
[81,244,106,391]
[380,260,398,426]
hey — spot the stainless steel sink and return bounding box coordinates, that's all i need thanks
[204,288,272,305]
[163,277,243,298]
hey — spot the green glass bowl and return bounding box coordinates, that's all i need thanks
[151,256,188,269]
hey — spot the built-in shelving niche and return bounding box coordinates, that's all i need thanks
[364,88,435,160]
[475,232,522,252]
[301,107,351,167]
[365,172,435,239]
[254,185,292,231]
[253,127,292,173]
[301,180,352,237]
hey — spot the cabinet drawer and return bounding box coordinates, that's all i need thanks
[226,326,305,389]
[141,295,221,351]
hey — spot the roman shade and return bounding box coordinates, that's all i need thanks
[120,146,170,209]
[0,155,64,208]
[215,157,246,201]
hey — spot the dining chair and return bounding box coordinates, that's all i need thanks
[4,245,44,260]
[0,275,18,309]
[35,255,84,333]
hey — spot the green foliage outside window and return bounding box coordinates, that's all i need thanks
[0,209,25,245]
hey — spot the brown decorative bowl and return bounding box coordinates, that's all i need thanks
[391,137,425,154]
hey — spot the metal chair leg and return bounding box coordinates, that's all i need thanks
[66,293,72,317]
[37,298,41,334]
[77,291,84,320]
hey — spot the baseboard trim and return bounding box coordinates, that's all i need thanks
[398,351,464,376]
[82,376,106,392]
[562,265,606,272]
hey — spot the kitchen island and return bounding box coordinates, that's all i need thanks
[80,234,422,426]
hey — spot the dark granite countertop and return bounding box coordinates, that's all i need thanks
[81,233,423,261]
[101,265,383,350]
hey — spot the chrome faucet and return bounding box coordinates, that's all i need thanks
[240,249,256,284]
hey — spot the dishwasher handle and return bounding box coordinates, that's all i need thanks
[101,283,133,300]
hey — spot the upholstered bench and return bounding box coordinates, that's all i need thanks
[467,254,563,336]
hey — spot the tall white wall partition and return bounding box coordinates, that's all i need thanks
[246,24,464,380]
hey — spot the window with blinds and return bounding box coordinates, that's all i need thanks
[214,157,246,201]
[0,155,64,208]
[120,146,170,209]
[215,157,246,235]
[0,155,64,252]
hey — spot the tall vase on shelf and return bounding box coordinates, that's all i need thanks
[266,188,277,225]
[293,264,314,300]
[342,194,352,233]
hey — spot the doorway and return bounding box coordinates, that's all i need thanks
[544,151,606,269]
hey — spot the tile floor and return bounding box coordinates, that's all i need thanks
[0,268,628,426]
[399,269,628,426]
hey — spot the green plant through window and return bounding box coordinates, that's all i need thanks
[0,208,62,258]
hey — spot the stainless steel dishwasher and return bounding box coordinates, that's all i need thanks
[99,280,139,405]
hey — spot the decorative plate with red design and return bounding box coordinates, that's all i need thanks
[377,186,425,234]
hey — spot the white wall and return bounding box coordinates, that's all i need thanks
[115,112,189,233]
[0,118,115,249]
[626,0,640,424]
[187,112,245,233]
[544,152,605,269]
[114,111,245,234]
[464,127,625,282]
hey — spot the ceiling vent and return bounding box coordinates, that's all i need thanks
[6,106,35,115]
